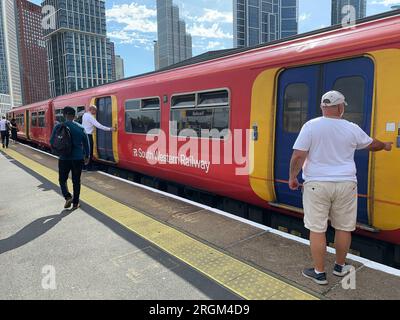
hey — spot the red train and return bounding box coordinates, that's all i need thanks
[8,11,400,263]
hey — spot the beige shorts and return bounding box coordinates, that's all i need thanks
[303,181,358,233]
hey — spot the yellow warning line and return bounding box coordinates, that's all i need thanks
[3,148,318,300]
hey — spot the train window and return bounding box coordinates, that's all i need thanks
[142,98,160,109]
[38,111,45,128]
[31,112,38,127]
[125,99,141,110]
[333,76,365,126]
[125,98,160,134]
[198,90,229,106]
[171,94,196,108]
[55,109,65,124]
[77,106,85,113]
[283,83,309,133]
[171,108,230,138]
[170,89,230,139]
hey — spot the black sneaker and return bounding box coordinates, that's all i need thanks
[302,268,328,285]
[64,197,73,209]
[71,203,80,210]
[333,263,353,277]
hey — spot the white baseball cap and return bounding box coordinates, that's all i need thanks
[321,91,348,107]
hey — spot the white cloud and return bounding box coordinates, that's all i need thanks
[197,9,233,23]
[206,41,224,50]
[188,23,233,39]
[370,0,400,6]
[106,3,157,34]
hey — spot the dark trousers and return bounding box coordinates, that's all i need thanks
[1,131,9,148]
[58,159,83,205]
[85,134,94,170]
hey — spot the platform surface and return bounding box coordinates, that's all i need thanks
[1,144,400,300]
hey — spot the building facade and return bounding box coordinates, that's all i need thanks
[155,0,192,70]
[0,0,23,115]
[233,0,299,48]
[16,0,50,105]
[42,0,113,97]
[110,41,116,81]
[115,55,124,80]
[331,0,367,25]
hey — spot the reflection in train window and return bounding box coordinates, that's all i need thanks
[283,83,309,133]
[125,98,160,134]
[55,109,65,124]
[31,112,38,127]
[171,90,230,139]
[38,111,45,127]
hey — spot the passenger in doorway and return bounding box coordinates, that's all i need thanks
[50,107,90,210]
[82,105,116,171]
[0,116,11,149]
[288,91,392,285]
[10,118,18,144]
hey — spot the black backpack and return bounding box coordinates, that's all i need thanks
[51,124,72,157]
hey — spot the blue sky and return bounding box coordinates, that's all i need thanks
[32,0,399,77]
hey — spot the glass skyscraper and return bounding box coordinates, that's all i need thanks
[155,0,192,70]
[234,0,298,48]
[42,0,113,97]
[0,0,23,116]
[331,0,367,25]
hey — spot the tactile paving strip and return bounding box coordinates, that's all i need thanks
[3,148,318,300]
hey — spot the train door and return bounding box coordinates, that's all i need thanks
[274,65,320,208]
[274,56,375,225]
[322,57,374,224]
[94,96,118,163]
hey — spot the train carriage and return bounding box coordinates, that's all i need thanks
[7,11,400,264]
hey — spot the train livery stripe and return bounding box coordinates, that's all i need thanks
[249,68,280,202]
[367,49,400,230]
[111,95,119,164]
[3,148,318,301]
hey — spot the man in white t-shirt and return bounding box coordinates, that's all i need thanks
[0,116,11,149]
[289,91,392,285]
[82,105,116,170]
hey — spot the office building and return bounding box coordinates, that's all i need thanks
[155,0,192,69]
[42,0,113,97]
[0,0,23,115]
[115,55,124,80]
[234,0,299,48]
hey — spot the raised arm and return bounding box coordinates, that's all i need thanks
[88,115,111,132]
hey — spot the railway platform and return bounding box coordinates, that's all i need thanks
[1,144,400,300]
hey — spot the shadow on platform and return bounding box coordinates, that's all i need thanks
[0,210,73,254]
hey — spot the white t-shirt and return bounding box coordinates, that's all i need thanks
[82,112,111,135]
[293,117,373,182]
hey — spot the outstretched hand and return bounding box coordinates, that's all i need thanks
[384,142,393,151]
